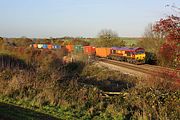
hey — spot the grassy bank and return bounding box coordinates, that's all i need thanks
[0,63,179,120]
[0,48,179,120]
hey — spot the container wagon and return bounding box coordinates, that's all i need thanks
[37,44,43,49]
[84,46,96,55]
[66,45,74,52]
[74,45,84,53]
[95,48,111,58]
[53,45,61,49]
[33,44,38,48]
[43,44,48,49]
[47,44,53,49]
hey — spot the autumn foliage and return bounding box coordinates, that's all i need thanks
[153,15,180,68]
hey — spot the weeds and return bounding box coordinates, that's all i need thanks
[0,48,179,120]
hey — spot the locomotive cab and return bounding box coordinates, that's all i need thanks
[134,48,146,63]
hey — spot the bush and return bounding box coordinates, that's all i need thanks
[0,70,13,81]
[36,70,51,81]
[0,46,179,119]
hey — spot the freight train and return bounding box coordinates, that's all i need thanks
[30,43,146,64]
[65,45,146,64]
[30,44,61,49]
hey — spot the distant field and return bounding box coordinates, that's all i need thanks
[85,37,141,47]
[120,37,141,46]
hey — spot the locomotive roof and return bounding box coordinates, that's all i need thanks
[111,47,144,51]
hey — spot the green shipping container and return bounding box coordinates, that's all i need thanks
[74,45,84,53]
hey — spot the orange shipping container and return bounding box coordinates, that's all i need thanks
[66,45,74,52]
[47,44,53,49]
[96,48,111,57]
[33,44,38,48]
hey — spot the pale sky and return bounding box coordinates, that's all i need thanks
[0,0,179,38]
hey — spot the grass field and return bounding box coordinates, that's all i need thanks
[120,37,141,46]
[85,37,140,47]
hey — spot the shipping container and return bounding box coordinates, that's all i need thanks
[66,45,73,52]
[74,45,83,53]
[43,44,48,49]
[33,44,38,48]
[96,48,111,57]
[84,46,96,55]
[47,44,53,49]
[37,44,43,49]
[53,45,61,49]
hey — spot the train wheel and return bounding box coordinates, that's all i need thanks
[124,58,127,62]
[130,59,133,63]
[131,60,135,64]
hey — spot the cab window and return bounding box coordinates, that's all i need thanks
[135,50,145,54]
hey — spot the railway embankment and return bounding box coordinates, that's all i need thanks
[98,58,180,84]
[0,52,179,119]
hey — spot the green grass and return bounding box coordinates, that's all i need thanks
[0,102,58,120]
[120,37,140,46]
[0,96,65,120]
[0,96,92,120]
[88,37,140,47]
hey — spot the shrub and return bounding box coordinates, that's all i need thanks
[0,69,13,81]
[36,70,51,81]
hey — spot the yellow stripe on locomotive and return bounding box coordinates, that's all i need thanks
[135,53,146,61]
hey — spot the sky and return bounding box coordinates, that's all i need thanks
[0,0,179,38]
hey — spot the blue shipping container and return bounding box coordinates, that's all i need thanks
[43,44,48,49]
[54,45,61,49]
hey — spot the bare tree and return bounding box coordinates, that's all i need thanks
[0,37,3,44]
[98,29,118,39]
[94,29,125,47]
[166,3,180,14]
[138,24,163,53]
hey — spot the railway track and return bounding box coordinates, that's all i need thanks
[93,58,180,96]
[99,58,156,75]
[99,58,180,80]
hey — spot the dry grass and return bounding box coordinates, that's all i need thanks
[0,47,179,119]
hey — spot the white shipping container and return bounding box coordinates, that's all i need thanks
[37,44,43,49]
